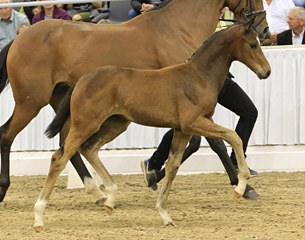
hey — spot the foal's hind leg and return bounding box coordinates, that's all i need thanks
[156,129,191,226]
[80,149,118,214]
[34,144,79,231]
[80,116,131,211]
[50,86,93,186]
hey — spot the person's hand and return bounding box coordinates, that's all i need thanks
[141,3,154,13]
[17,24,30,35]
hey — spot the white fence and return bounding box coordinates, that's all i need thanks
[1,46,305,152]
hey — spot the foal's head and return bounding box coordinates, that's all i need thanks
[227,15,271,79]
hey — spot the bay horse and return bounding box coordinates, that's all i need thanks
[34,17,271,230]
[0,0,270,202]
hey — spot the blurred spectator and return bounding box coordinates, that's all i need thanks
[19,0,39,24]
[216,7,234,31]
[263,0,295,42]
[277,6,305,45]
[67,1,109,23]
[32,2,70,24]
[128,0,165,19]
[0,0,30,51]
[293,0,305,7]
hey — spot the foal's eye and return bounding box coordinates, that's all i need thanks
[250,43,257,49]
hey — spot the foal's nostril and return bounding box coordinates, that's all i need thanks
[266,70,271,78]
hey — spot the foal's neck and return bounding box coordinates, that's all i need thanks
[190,33,234,90]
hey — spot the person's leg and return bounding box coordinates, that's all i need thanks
[141,129,201,190]
[218,77,258,174]
[128,9,140,19]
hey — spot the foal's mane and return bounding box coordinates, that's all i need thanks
[186,24,236,62]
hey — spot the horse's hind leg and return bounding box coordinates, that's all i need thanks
[156,129,191,226]
[34,143,79,231]
[0,103,42,202]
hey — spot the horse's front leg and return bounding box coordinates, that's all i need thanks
[0,127,11,202]
[156,129,191,226]
[187,117,250,198]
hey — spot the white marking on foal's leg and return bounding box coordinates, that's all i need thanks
[156,203,175,226]
[84,177,107,204]
[33,199,47,231]
[103,184,118,215]
[234,173,247,198]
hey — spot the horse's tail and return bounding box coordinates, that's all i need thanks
[45,87,74,138]
[0,40,13,94]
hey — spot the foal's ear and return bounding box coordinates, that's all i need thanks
[243,15,256,31]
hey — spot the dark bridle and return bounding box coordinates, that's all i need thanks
[222,0,266,31]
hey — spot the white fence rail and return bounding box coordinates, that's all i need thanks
[0,0,128,8]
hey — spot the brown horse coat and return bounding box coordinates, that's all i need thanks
[0,0,270,202]
[34,20,271,229]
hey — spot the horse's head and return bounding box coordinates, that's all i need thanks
[229,14,271,79]
[226,0,271,40]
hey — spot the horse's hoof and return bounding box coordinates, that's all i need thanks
[0,189,7,202]
[165,221,176,227]
[33,225,44,232]
[95,197,107,206]
[243,189,259,199]
[104,205,113,215]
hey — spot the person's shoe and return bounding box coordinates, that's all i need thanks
[234,165,258,177]
[248,167,258,177]
[140,159,158,191]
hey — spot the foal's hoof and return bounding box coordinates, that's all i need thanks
[33,225,44,232]
[95,197,107,206]
[164,221,176,227]
[234,191,242,199]
[104,205,113,215]
[243,189,259,199]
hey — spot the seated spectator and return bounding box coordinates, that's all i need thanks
[128,0,165,19]
[263,0,295,42]
[216,7,234,31]
[19,0,40,24]
[277,6,305,45]
[67,1,109,23]
[293,0,305,7]
[0,0,30,51]
[32,3,71,24]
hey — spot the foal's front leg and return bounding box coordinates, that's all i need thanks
[156,129,191,226]
[187,117,250,197]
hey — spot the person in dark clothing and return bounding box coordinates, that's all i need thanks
[128,0,164,19]
[141,73,258,191]
[277,6,305,45]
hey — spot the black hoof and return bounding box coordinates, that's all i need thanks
[243,189,259,199]
[0,189,7,202]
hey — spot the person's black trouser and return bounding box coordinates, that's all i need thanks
[148,76,258,170]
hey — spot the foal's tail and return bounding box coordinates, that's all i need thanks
[45,87,74,138]
[0,40,13,94]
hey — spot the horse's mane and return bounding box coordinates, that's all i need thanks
[149,0,173,11]
[186,23,237,62]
